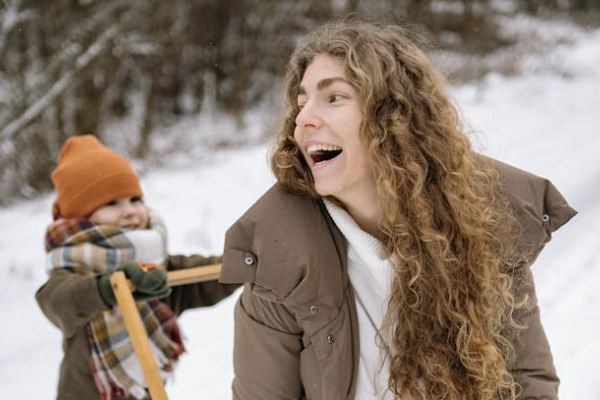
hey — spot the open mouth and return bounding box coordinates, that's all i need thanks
[307,144,343,163]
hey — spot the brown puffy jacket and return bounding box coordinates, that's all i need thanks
[220,157,576,400]
[36,254,239,400]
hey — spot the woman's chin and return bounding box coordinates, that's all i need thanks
[314,181,338,198]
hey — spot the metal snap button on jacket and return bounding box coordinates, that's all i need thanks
[244,253,255,266]
[309,304,318,314]
[327,334,335,344]
[542,214,550,222]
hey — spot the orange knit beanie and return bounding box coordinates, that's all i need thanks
[51,135,143,219]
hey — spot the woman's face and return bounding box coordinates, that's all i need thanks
[293,54,373,203]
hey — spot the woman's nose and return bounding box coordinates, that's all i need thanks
[295,101,323,130]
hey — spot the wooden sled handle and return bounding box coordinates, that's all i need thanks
[124,263,222,291]
[111,271,169,400]
[112,263,222,398]
[167,263,221,286]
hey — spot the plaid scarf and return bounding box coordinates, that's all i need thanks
[45,209,185,400]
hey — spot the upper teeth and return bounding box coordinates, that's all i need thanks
[307,144,342,154]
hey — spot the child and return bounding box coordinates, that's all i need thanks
[36,135,238,400]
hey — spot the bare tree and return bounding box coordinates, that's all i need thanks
[0,0,34,58]
[0,26,119,142]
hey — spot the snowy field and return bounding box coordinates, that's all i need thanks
[1,25,599,400]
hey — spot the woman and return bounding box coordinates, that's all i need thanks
[219,21,576,400]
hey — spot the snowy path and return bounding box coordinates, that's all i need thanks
[1,29,599,399]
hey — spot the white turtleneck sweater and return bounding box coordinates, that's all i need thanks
[324,199,394,400]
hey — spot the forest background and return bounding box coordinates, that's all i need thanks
[2,1,600,398]
[1,0,599,205]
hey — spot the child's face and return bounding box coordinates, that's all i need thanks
[89,196,149,229]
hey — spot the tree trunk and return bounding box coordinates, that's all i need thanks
[136,72,157,159]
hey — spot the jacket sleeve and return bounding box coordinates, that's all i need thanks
[231,284,304,400]
[165,254,240,315]
[484,155,576,398]
[35,269,109,338]
[510,266,559,399]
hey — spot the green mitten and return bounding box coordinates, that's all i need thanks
[122,263,171,301]
[97,263,171,307]
[97,271,117,307]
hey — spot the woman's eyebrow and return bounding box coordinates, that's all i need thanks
[317,77,349,90]
[297,77,350,96]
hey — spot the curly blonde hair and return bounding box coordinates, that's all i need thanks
[271,20,525,400]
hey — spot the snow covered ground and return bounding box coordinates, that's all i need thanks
[1,25,599,400]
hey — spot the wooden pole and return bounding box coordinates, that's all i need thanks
[124,264,222,291]
[167,264,221,286]
[111,271,169,400]
[111,264,222,398]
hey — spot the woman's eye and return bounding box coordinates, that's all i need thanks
[329,94,344,103]
[131,197,143,203]
[106,201,116,206]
